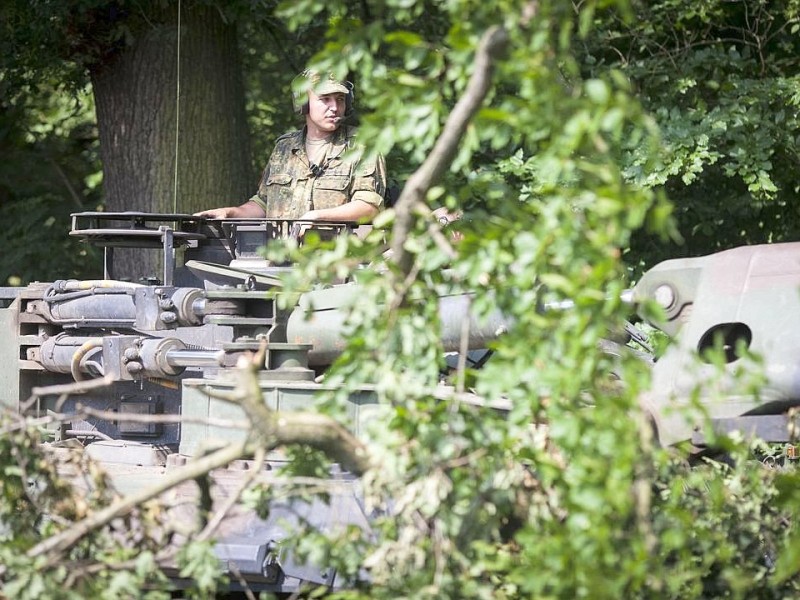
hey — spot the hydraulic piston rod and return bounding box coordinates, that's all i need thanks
[164,349,227,369]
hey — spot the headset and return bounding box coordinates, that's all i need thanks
[291,70,355,117]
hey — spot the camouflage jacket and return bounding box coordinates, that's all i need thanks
[249,125,386,219]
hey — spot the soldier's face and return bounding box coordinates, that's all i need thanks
[307,90,346,132]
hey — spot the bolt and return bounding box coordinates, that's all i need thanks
[654,284,676,310]
[127,362,143,374]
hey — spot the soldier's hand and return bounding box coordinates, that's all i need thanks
[194,207,236,218]
[290,221,313,240]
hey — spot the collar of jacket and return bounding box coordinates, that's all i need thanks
[291,125,354,160]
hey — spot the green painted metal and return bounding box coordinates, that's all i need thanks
[0,300,19,409]
[179,377,381,456]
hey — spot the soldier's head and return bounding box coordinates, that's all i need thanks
[292,71,355,133]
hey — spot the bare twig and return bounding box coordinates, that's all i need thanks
[455,295,472,395]
[75,405,249,430]
[47,157,85,210]
[28,375,115,405]
[61,546,182,589]
[197,446,266,543]
[0,413,57,435]
[2,405,249,435]
[195,384,246,404]
[426,220,458,260]
[228,562,258,600]
[27,440,250,563]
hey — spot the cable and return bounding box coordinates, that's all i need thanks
[70,338,104,382]
[172,0,182,213]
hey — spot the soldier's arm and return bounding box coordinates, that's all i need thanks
[301,200,378,222]
[194,200,266,219]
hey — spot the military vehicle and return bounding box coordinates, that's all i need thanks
[0,211,507,593]
[2,211,799,592]
[633,242,800,450]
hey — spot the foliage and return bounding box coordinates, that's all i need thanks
[583,0,800,268]
[259,0,800,598]
[3,0,800,598]
[0,0,127,284]
[237,1,324,173]
[646,452,789,599]
[0,83,102,285]
[0,413,176,598]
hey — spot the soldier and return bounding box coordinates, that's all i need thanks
[195,71,386,221]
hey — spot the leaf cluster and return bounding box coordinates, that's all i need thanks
[0,412,178,598]
[0,84,102,284]
[256,1,800,598]
[584,0,800,266]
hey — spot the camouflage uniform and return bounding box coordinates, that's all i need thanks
[249,125,386,219]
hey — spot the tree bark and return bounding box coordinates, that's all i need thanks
[90,4,253,281]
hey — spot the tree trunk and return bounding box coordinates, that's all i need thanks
[89,4,253,281]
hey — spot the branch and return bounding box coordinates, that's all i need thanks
[26,346,373,564]
[389,26,509,276]
[230,348,373,476]
[27,440,249,563]
[47,157,85,210]
[270,411,372,475]
[25,375,115,412]
[197,447,266,543]
[75,405,249,430]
